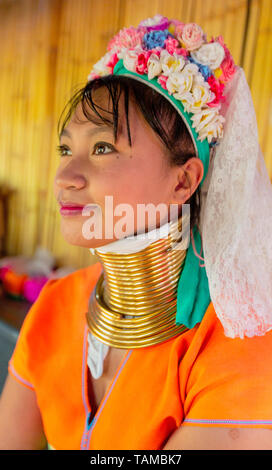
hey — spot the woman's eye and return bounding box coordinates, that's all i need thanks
[56,145,71,157]
[56,142,115,158]
[93,142,115,155]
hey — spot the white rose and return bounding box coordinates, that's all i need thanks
[191,42,225,70]
[191,106,219,131]
[160,50,185,76]
[192,70,206,85]
[166,70,193,95]
[189,84,213,112]
[147,53,162,80]
[92,52,112,76]
[176,91,195,114]
[191,107,225,142]
[174,83,211,114]
[182,63,199,76]
[123,49,139,73]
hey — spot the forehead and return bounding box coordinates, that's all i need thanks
[60,84,146,142]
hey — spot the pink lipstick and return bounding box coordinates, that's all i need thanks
[59,202,85,216]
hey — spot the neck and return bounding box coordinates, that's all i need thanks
[86,214,189,348]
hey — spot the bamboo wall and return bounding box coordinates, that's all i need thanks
[0,0,271,269]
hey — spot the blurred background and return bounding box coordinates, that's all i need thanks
[0,0,271,389]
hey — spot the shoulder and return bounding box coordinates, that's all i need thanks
[26,261,102,333]
[39,261,102,303]
[185,301,272,381]
[181,301,272,428]
[8,262,102,389]
[195,301,272,359]
[171,300,272,373]
[22,261,101,323]
[9,262,102,377]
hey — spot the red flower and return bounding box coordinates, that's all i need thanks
[157,74,168,90]
[106,53,119,74]
[135,50,152,74]
[207,75,225,107]
[164,37,189,57]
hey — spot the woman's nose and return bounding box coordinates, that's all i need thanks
[55,166,87,190]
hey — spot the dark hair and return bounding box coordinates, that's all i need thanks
[57,75,201,230]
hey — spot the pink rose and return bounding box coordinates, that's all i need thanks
[164,37,189,57]
[181,23,204,51]
[165,37,179,54]
[207,76,225,107]
[174,22,185,41]
[157,74,168,90]
[220,53,236,83]
[212,36,236,83]
[107,27,145,52]
[136,50,151,74]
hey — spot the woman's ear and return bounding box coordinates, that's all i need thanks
[171,157,204,205]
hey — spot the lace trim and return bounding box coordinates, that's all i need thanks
[201,68,272,338]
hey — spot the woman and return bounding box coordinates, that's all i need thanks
[1,15,272,450]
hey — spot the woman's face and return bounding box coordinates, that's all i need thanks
[53,88,203,249]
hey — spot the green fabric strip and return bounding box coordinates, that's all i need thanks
[176,225,211,328]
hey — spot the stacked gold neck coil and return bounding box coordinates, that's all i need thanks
[86,215,189,348]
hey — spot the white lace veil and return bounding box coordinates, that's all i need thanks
[200,67,272,338]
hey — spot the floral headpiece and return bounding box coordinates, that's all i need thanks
[87,15,237,184]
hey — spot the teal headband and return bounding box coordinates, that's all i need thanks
[113,59,210,187]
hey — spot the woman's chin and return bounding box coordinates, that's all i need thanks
[60,228,116,249]
[59,216,133,249]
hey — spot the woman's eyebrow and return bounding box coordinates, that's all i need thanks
[59,125,114,141]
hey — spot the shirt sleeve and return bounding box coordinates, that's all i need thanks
[182,308,272,429]
[8,278,58,391]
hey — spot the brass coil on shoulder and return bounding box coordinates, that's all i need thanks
[86,214,189,348]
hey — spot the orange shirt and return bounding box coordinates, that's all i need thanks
[8,262,272,450]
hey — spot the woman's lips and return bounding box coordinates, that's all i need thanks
[59,204,85,216]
